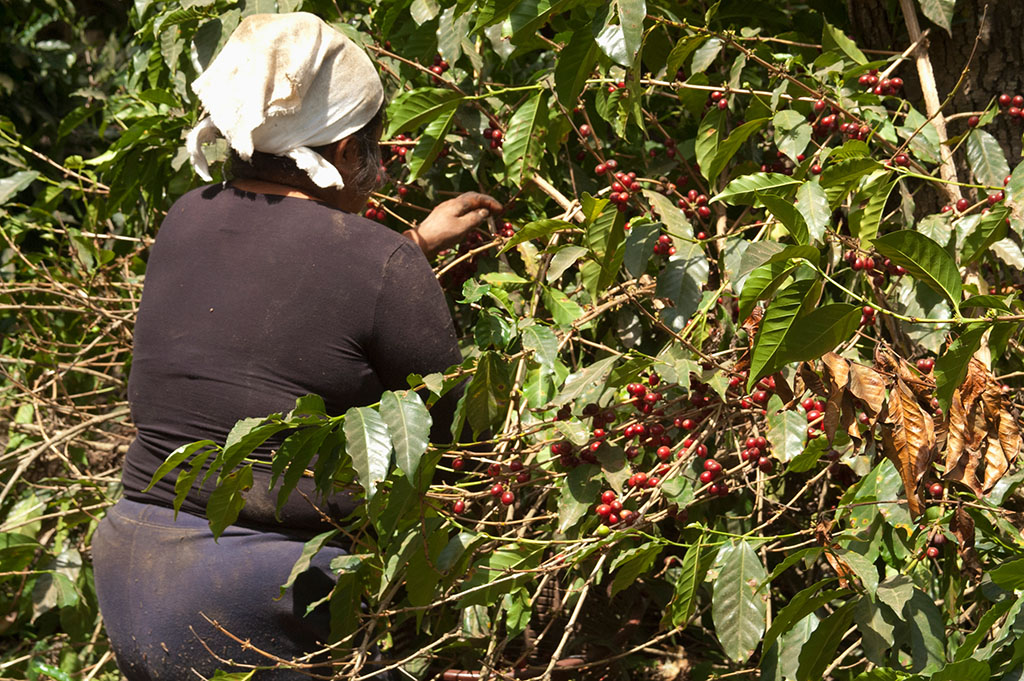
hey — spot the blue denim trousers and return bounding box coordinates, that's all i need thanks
[92,498,347,680]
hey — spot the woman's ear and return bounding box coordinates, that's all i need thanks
[330,137,361,170]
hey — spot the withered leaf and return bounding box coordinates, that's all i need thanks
[772,371,794,404]
[799,361,827,398]
[882,378,936,517]
[848,362,886,415]
[950,504,983,582]
[821,352,850,393]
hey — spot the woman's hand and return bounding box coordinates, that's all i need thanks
[404,192,503,259]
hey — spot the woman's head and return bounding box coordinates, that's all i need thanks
[185,12,385,195]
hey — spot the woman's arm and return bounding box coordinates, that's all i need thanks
[403,192,503,258]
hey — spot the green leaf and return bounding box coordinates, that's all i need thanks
[144,440,216,492]
[465,352,512,434]
[966,129,1010,188]
[521,324,558,373]
[780,304,860,365]
[656,245,710,331]
[274,427,332,513]
[545,245,588,283]
[595,445,631,493]
[748,277,817,388]
[691,37,722,73]
[712,540,768,663]
[542,286,585,328]
[767,408,810,463]
[617,0,646,63]
[610,544,661,597]
[206,464,253,538]
[595,22,628,66]
[931,660,990,681]
[695,108,726,181]
[774,109,812,164]
[385,88,463,138]
[643,189,694,237]
[555,26,599,108]
[406,106,457,182]
[707,118,770,185]
[991,558,1024,590]
[279,529,338,598]
[918,0,955,34]
[849,177,896,242]
[820,158,881,188]
[822,21,867,64]
[623,219,661,276]
[379,391,432,480]
[558,464,602,533]
[797,600,858,681]
[503,90,546,186]
[796,180,830,242]
[961,205,1009,265]
[758,193,809,244]
[764,580,847,653]
[344,406,393,500]
[737,246,817,320]
[712,172,801,205]
[667,539,716,627]
[666,35,705,76]
[872,230,962,308]
[933,323,986,414]
[954,595,1018,660]
[553,355,618,406]
[0,170,39,205]
[904,589,946,673]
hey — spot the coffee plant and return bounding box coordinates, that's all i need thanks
[4,0,1024,679]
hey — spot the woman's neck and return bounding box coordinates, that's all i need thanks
[229,178,320,202]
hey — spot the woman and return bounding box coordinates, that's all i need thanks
[91,13,500,680]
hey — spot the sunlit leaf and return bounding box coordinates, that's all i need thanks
[344,406,393,499]
[711,540,768,663]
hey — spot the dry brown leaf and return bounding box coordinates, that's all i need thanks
[821,352,850,393]
[799,362,827,398]
[772,371,794,405]
[950,504,983,582]
[882,378,936,517]
[848,362,886,415]
[945,358,1020,495]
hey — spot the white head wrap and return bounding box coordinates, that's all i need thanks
[185,12,384,189]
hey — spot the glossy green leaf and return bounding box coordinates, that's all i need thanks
[610,543,661,597]
[206,463,253,538]
[623,219,661,276]
[991,558,1024,590]
[385,88,463,138]
[542,286,586,328]
[656,245,710,331]
[144,439,216,492]
[503,90,546,186]
[933,323,986,414]
[931,660,990,681]
[712,172,801,205]
[758,192,809,244]
[822,21,866,64]
[796,179,830,242]
[595,22,628,66]
[521,324,558,373]
[695,108,726,181]
[712,540,768,663]
[555,26,599,108]
[406,106,456,181]
[707,117,770,185]
[779,303,860,365]
[274,426,332,513]
[344,405,393,499]
[691,37,722,73]
[737,249,813,320]
[0,171,39,205]
[966,129,1010,189]
[774,109,811,164]
[796,599,857,681]
[499,219,571,253]
[643,189,693,237]
[666,35,704,76]
[464,352,511,435]
[380,390,432,480]
[872,230,962,308]
[666,538,716,627]
[961,205,1009,265]
[553,355,618,406]
[767,408,809,464]
[617,0,646,63]
[849,175,895,242]
[918,0,955,33]
[904,589,946,674]
[279,529,338,597]
[748,277,816,388]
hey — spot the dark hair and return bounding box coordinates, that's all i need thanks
[228,106,384,195]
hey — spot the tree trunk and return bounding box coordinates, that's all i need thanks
[848,0,1024,165]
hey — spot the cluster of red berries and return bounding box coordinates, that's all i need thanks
[498,221,516,238]
[801,396,826,439]
[916,357,935,373]
[997,93,1024,121]
[429,54,450,83]
[837,121,872,141]
[890,153,912,168]
[924,530,946,558]
[652,233,676,256]
[860,305,876,327]
[483,123,504,149]
[626,470,659,490]
[709,89,729,110]
[624,377,663,416]
[738,375,775,410]
[363,201,385,221]
[699,458,728,495]
[489,481,515,505]
[857,70,903,96]
[658,137,678,159]
[388,133,411,161]
[595,489,633,526]
[760,150,797,175]
[606,80,627,94]
[676,189,711,222]
[843,250,907,278]
[739,436,773,471]
[550,440,580,468]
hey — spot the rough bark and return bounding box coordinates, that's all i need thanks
[849,0,1024,164]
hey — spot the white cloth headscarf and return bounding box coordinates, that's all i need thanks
[185,12,384,189]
